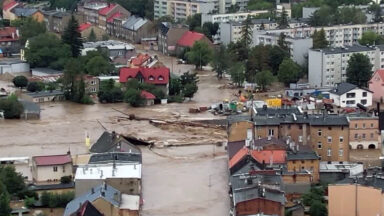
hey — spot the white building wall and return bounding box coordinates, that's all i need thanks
[330,89,373,108]
[33,163,73,182]
[308,49,324,87]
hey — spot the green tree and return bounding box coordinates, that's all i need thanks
[88,29,96,42]
[247,0,274,10]
[229,62,246,87]
[169,77,182,96]
[277,33,289,51]
[309,201,328,216]
[124,88,144,107]
[369,3,383,22]
[0,165,26,196]
[62,15,83,57]
[186,14,201,31]
[186,41,213,69]
[278,58,302,86]
[17,17,47,45]
[256,70,274,91]
[312,29,329,49]
[27,82,44,92]
[183,83,198,99]
[302,186,325,206]
[269,46,289,75]
[359,31,384,45]
[41,191,50,206]
[278,7,289,29]
[102,34,109,41]
[240,15,253,50]
[0,94,23,119]
[247,45,271,81]
[12,76,28,88]
[180,72,199,86]
[336,7,366,25]
[0,181,11,216]
[25,33,71,69]
[346,53,373,87]
[85,56,112,76]
[24,196,35,208]
[309,5,334,26]
[212,45,230,79]
[202,22,219,41]
[63,58,82,99]
[227,3,240,13]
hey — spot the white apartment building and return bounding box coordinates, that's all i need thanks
[154,0,169,18]
[218,0,249,13]
[154,0,216,20]
[254,23,384,48]
[308,45,384,88]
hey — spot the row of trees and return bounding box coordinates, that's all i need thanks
[309,5,367,27]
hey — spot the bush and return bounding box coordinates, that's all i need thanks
[27,82,44,92]
[0,94,23,119]
[168,94,184,103]
[40,191,74,208]
[98,88,123,103]
[124,88,144,107]
[60,176,72,184]
[80,95,94,104]
[12,76,28,88]
[24,196,35,208]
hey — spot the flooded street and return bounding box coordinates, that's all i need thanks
[0,66,235,215]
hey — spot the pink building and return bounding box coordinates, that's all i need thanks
[369,69,384,102]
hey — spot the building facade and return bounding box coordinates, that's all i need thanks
[369,69,384,102]
[154,0,216,21]
[32,154,73,182]
[348,114,380,150]
[328,82,373,108]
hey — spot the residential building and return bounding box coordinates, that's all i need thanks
[20,90,65,103]
[74,163,142,197]
[328,83,373,107]
[201,10,269,25]
[169,0,215,21]
[32,154,73,182]
[319,161,363,183]
[64,183,140,216]
[0,27,20,55]
[284,83,332,98]
[0,59,30,74]
[286,147,320,182]
[175,30,213,56]
[329,175,384,216]
[29,182,75,197]
[308,45,381,87]
[88,152,142,165]
[2,0,20,20]
[78,23,105,41]
[254,23,384,48]
[89,131,141,155]
[0,157,32,181]
[348,113,380,150]
[141,90,156,105]
[69,201,103,216]
[97,3,130,30]
[77,1,108,25]
[119,67,170,94]
[128,53,153,68]
[154,0,168,19]
[82,75,99,94]
[158,23,188,55]
[43,10,71,34]
[19,99,40,120]
[218,0,250,13]
[369,69,384,102]
[81,40,136,63]
[11,8,44,22]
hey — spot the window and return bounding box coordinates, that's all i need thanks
[371,123,374,128]
[149,76,155,81]
[355,133,358,139]
[158,76,164,81]
[363,123,366,129]
[362,133,366,139]
[346,92,356,98]
[361,99,367,105]
[339,136,344,142]
[53,166,58,172]
[327,148,332,156]
[328,127,332,130]
[339,148,343,157]
[355,123,358,129]
[63,166,65,173]
[299,125,303,129]
[268,129,274,136]
[318,142,322,149]
[346,100,355,105]
[327,136,332,143]
[362,92,367,97]
[318,129,322,136]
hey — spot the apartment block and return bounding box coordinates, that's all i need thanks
[154,0,169,18]
[348,113,380,150]
[218,0,249,13]
[154,0,215,21]
[308,45,383,87]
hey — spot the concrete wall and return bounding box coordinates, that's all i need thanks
[308,49,323,88]
[33,163,73,182]
[0,62,30,74]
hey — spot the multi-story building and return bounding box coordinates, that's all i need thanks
[201,10,269,25]
[97,3,130,30]
[0,27,20,55]
[154,0,169,19]
[169,0,215,21]
[78,1,108,25]
[348,113,380,150]
[328,82,373,107]
[158,23,189,55]
[308,45,383,87]
[43,10,71,34]
[218,0,249,13]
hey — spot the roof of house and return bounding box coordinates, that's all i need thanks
[233,186,285,206]
[70,201,103,216]
[12,8,38,17]
[75,163,141,180]
[228,141,246,159]
[122,15,148,31]
[177,31,205,47]
[229,148,286,169]
[372,69,384,81]
[120,194,140,210]
[98,3,115,15]
[107,11,121,23]
[33,154,72,166]
[230,171,283,191]
[29,182,75,191]
[24,90,64,98]
[19,99,40,114]
[90,131,141,154]
[255,107,302,116]
[287,150,319,161]
[0,27,18,42]
[89,152,142,164]
[331,82,358,95]
[79,22,92,32]
[119,67,170,85]
[64,184,120,216]
[141,90,155,100]
[130,53,151,66]
[311,45,375,55]
[3,0,18,11]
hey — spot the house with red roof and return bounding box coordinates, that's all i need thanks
[119,67,170,94]
[78,22,104,41]
[141,90,155,106]
[97,3,130,30]
[0,27,20,55]
[2,0,19,20]
[369,69,384,102]
[32,153,73,182]
[129,53,153,68]
[175,30,213,55]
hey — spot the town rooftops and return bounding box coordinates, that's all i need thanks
[130,53,151,66]
[29,182,75,191]
[33,154,72,166]
[372,69,384,81]
[90,131,141,154]
[330,82,358,95]
[98,3,115,15]
[119,67,170,85]
[75,163,141,180]
[64,184,120,216]
[79,22,92,32]
[311,45,375,55]
[231,171,283,191]
[3,0,18,11]
[19,99,40,114]
[233,186,285,206]
[0,27,19,42]
[122,15,148,31]
[83,40,134,50]
[25,90,64,98]
[11,8,38,17]
[287,150,319,161]
[335,174,384,190]
[229,147,286,169]
[107,11,121,22]
[89,152,142,164]
[177,31,205,47]
[255,107,302,116]
[320,161,363,175]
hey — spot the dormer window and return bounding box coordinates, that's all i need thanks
[149,76,154,81]
[158,76,164,81]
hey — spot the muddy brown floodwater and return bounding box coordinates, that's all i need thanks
[0,67,235,215]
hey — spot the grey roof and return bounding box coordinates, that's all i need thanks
[331,82,358,96]
[287,151,319,161]
[255,107,302,116]
[90,131,141,154]
[335,175,384,190]
[233,186,285,205]
[231,172,283,191]
[283,183,311,194]
[25,90,64,98]
[89,152,141,164]
[29,182,74,191]
[122,16,148,31]
[312,45,376,54]
[228,140,246,159]
[12,8,38,17]
[19,99,40,114]
[64,184,120,216]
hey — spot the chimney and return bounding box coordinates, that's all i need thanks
[112,131,116,140]
[91,188,95,194]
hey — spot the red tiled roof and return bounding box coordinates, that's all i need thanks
[141,90,155,100]
[229,147,249,169]
[119,67,170,85]
[373,69,384,81]
[130,53,151,66]
[0,27,18,42]
[107,11,121,23]
[34,154,72,166]
[3,0,18,11]
[98,3,115,15]
[78,22,92,32]
[251,150,286,164]
[177,31,204,47]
